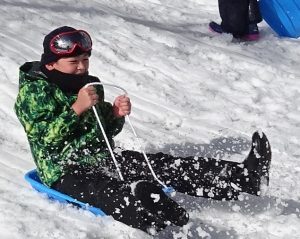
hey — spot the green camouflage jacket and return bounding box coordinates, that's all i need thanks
[15,62,125,186]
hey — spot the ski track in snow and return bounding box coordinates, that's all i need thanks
[0,0,300,238]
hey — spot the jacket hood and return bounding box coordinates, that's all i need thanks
[18,61,46,88]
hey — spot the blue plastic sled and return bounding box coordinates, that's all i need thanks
[259,0,300,38]
[25,169,107,216]
[25,169,175,216]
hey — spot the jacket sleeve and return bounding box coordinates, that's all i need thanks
[14,82,79,147]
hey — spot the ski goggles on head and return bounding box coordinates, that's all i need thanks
[49,30,92,55]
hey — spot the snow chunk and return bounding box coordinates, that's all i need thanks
[150,193,160,203]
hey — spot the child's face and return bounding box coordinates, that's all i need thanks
[49,53,90,75]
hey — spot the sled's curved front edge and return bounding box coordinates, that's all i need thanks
[24,169,107,216]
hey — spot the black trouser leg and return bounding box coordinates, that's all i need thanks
[248,0,262,24]
[52,169,167,233]
[115,150,248,200]
[149,153,244,200]
[218,0,249,37]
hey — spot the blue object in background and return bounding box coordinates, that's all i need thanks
[259,0,300,38]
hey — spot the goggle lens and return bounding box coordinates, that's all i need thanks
[50,30,92,55]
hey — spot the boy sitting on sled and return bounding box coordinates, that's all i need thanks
[15,26,271,234]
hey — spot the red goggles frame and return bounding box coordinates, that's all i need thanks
[49,30,92,55]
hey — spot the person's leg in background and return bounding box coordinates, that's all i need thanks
[247,0,262,40]
[210,0,262,40]
[219,0,249,38]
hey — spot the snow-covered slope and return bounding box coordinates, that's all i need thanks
[0,0,299,238]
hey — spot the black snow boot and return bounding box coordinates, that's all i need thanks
[240,131,272,195]
[134,181,189,227]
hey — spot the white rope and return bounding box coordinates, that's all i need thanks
[85,83,124,181]
[85,82,168,189]
[126,117,168,189]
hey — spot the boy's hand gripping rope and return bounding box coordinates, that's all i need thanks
[85,82,168,189]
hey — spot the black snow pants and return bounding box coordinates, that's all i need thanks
[52,150,252,233]
[218,0,262,37]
